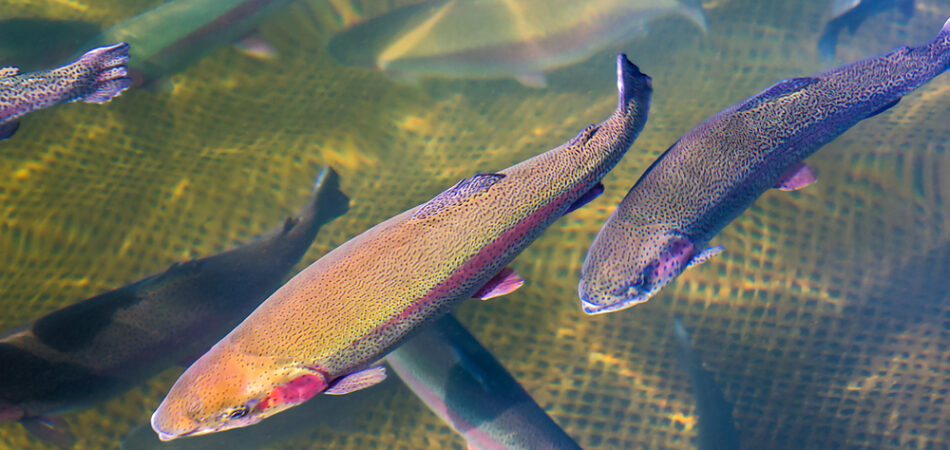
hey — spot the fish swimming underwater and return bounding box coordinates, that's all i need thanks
[0,168,347,445]
[79,0,294,87]
[387,314,580,450]
[328,0,705,87]
[672,318,739,450]
[0,42,130,140]
[817,0,915,59]
[579,16,950,314]
[150,54,652,440]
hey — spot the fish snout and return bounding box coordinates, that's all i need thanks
[578,276,651,315]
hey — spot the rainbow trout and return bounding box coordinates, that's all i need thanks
[579,16,950,314]
[0,42,130,140]
[0,168,347,445]
[387,314,580,450]
[151,54,652,440]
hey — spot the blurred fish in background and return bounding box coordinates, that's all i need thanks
[817,0,915,59]
[327,0,706,87]
[78,0,297,87]
[387,314,580,450]
[0,168,347,446]
[673,318,740,450]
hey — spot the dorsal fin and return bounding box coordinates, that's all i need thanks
[566,124,599,147]
[411,174,504,220]
[735,77,819,113]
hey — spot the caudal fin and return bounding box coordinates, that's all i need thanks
[616,54,652,114]
[75,42,132,104]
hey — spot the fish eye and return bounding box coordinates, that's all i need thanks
[224,406,249,420]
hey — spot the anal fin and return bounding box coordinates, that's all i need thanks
[0,121,20,140]
[564,183,604,214]
[867,98,900,119]
[472,267,524,300]
[774,162,817,191]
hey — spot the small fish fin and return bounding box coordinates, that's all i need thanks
[412,173,505,220]
[564,183,604,214]
[676,0,708,32]
[472,267,524,300]
[76,42,131,104]
[325,366,387,395]
[736,77,818,112]
[567,124,600,147]
[0,121,20,140]
[686,245,724,269]
[866,98,900,119]
[234,32,278,60]
[514,72,547,88]
[0,66,19,77]
[20,416,75,447]
[774,162,817,191]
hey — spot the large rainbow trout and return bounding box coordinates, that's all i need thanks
[151,54,652,440]
[579,16,950,314]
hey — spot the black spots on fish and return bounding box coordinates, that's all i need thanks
[31,286,144,353]
[411,173,505,220]
[735,77,819,113]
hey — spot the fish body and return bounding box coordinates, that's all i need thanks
[387,314,580,450]
[0,42,130,140]
[151,55,652,440]
[0,168,347,443]
[80,0,293,85]
[579,17,950,314]
[672,318,739,450]
[818,0,915,59]
[329,0,704,87]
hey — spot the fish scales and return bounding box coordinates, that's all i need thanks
[579,17,950,314]
[151,54,652,439]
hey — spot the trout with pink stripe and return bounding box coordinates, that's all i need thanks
[150,54,652,440]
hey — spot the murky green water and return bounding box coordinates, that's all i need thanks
[2,0,949,448]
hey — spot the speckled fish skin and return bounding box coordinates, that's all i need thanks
[150,54,651,440]
[0,168,346,443]
[0,42,130,140]
[579,17,950,315]
[387,314,581,450]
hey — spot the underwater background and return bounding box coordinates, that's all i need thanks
[2,0,950,448]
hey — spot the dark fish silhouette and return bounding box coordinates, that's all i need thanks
[673,318,739,450]
[387,314,580,449]
[0,167,348,445]
[0,43,130,140]
[579,16,950,314]
[817,0,915,59]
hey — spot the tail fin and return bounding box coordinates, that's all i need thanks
[616,54,652,114]
[75,42,132,104]
[308,166,350,225]
[676,0,708,33]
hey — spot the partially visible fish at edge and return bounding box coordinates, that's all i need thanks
[387,314,580,450]
[673,318,740,450]
[150,54,651,440]
[0,167,347,445]
[579,15,950,314]
[817,0,915,60]
[0,42,130,140]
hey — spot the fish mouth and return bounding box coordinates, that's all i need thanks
[154,426,199,442]
[579,280,651,315]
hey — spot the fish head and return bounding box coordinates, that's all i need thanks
[151,347,328,441]
[579,222,696,314]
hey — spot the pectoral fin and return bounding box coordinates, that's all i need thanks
[234,32,277,60]
[472,267,524,300]
[686,245,724,269]
[774,162,817,191]
[325,366,387,395]
[0,121,20,140]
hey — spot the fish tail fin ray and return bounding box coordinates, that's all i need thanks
[616,54,652,115]
[308,166,350,223]
[76,42,132,104]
